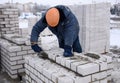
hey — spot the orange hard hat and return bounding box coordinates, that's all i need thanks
[46,8,60,27]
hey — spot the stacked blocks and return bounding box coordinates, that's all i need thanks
[0,4,19,37]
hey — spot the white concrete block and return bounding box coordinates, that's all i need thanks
[75,75,91,83]
[58,76,74,83]
[9,61,17,65]
[28,76,32,82]
[56,56,63,64]
[17,60,25,64]
[37,72,41,79]
[10,65,23,70]
[29,66,34,74]
[8,46,21,52]
[36,78,43,83]
[52,72,65,83]
[27,65,31,72]
[33,69,38,77]
[107,69,113,76]
[61,57,70,66]
[35,60,52,74]
[9,70,17,74]
[8,73,18,79]
[95,60,108,71]
[65,59,77,68]
[30,72,36,81]
[35,63,44,74]
[48,53,58,60]
[25,69,30,75]
[40,74,45,82]
[25,74,29,80]
[22,46,31,50]
[18,68,25,73]
[10,56,22,61]
[9,52,16,56]
[29,59,36,68]
[9,15,18,18]
[24,56,31,64]
[43,68,57,79]
[25,40,31,45]
[24,63,28,69]
[92,71,107,81]
[71,61,88,71]
[17,51,27,56]
[107,63,114,69]
[102,55,112,63]
[77,63,99,76]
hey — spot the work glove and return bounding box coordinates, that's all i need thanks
[31,44,42,53]
[63,45,73,57]
[31,44,48,58]
[38,51,48,59]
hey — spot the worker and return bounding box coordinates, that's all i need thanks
[30,5,82,57]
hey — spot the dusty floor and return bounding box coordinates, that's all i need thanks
[0,70,25,83]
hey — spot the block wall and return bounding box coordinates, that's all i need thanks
[24,49,113,83]
[69,3,111,53]
[0,4,19,37]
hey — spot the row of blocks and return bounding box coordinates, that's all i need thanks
[3,34,41,45]
[45,48,113,76]
[0,4,19,37]
[24,55,112,83]
[69,3,110,53]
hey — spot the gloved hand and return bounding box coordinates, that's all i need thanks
[38,51,48,59]
[31,44,42,52]
[63,45,73,57]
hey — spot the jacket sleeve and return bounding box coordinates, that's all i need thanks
[30,16,47,42]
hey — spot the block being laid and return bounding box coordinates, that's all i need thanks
[77,63,99,76]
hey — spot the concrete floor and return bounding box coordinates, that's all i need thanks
[0,70,25,83]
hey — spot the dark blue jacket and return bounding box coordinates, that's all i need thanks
[31,5,82,52]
